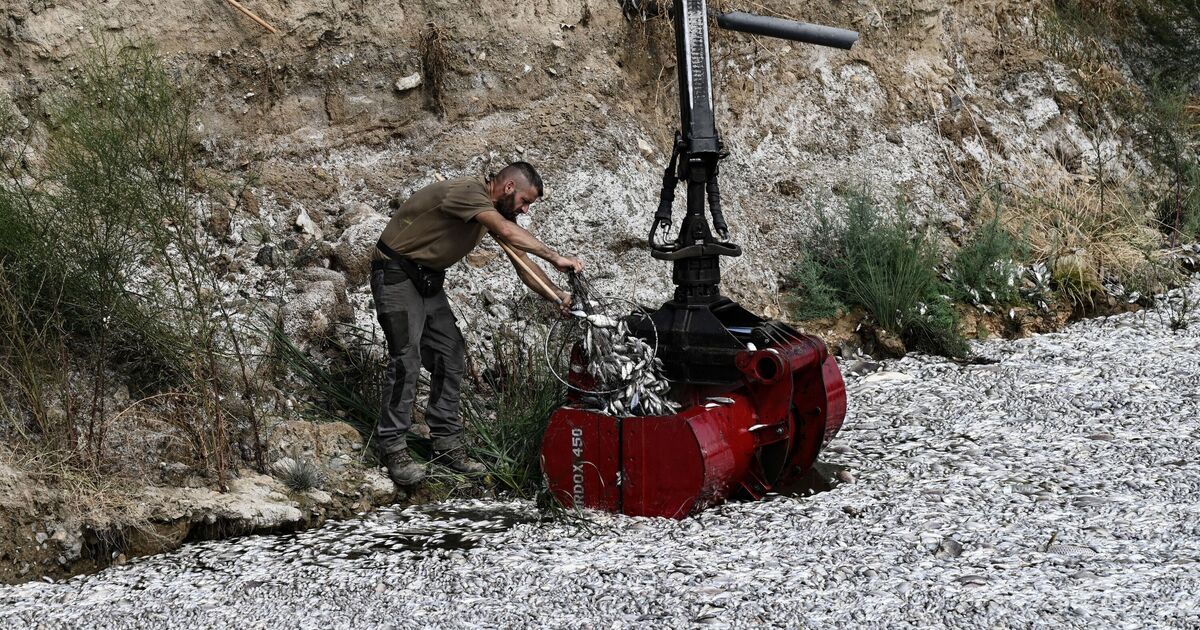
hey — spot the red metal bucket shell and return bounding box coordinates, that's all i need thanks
[821,355,847,444]
[540,408,621,512]
[622,395,756,518]
[541,396,757,519]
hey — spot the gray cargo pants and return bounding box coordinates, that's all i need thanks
[370,268,466,450]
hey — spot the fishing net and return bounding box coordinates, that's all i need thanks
[544,273,681,417]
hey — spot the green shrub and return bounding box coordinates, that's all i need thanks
[788,190,969,358]
[0,41,265,479]
[1173,161,1200,242]
[834,194,942,332]
[266,321,384,451]
[785,253,843,321]
[0,43,199,388]
[463,323,566,498]
[949,216,1025,309]
[902,296,971,359]
[1143,86,1200,244]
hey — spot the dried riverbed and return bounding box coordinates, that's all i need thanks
[2,283,1199,629]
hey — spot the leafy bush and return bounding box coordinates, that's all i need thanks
[948,216,1025,309]
[789,191,968,358]
[0,42,264,480]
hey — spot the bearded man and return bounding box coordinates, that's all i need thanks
[371,161,583,487]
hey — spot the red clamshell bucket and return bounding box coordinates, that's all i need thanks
[540,333,846,519]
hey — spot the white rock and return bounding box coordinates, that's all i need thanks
[294,208,323,240]
[394,73,422,92]
[637,137,655,159]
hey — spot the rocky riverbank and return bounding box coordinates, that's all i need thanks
[0,421,395,585]
[2,279,1196,628]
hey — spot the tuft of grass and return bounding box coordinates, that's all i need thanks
[272,457,324,492]
[985,182,1168,308]
[1168,290,1192,331]
[265,320,382,451]
[463,320,566,498]
[789,190,968,358]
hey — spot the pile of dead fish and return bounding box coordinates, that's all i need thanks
[3,280,1199,628]
[570,309,680,417]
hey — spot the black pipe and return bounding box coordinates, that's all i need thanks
[716,11,859,50]
[656,140,681,222]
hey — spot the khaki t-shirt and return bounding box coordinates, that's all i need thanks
[373,177,491,270]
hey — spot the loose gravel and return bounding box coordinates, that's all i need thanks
[3,282,1199,629]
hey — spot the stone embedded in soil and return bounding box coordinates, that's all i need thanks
[331,214,389,285]
[294,208,323,241]
[394,73,422,92]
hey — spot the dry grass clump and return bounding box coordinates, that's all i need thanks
[0,444,155,536]
[982,180,1172,305]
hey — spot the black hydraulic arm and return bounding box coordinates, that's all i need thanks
[715,12,859,49]
[647,1,858,259]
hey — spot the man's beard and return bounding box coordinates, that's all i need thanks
[496,191,518,221]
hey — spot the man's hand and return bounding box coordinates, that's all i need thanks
[556,291,574,317]
[551,255,584,273]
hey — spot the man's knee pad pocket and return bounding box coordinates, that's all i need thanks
[378,310,411,351]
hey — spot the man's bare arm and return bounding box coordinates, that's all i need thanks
[502,242,569,303]
[494,236,574,314]
[475,210,583,273]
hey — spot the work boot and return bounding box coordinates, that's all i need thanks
[430,436,486,474]
[379,438,426,487]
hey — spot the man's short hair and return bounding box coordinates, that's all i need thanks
[498,161,544,197]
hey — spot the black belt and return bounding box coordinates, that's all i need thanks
[371,259,406,272]
[374,242,446,297]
